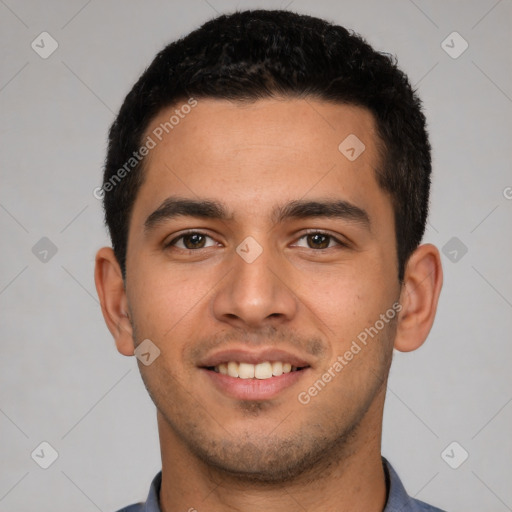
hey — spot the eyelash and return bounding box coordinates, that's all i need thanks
[165,229,348,251]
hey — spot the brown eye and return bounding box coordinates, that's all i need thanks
[306,233,331,249]
[168,232,216,250]
[182,233,206,249]
[293,231,346,250]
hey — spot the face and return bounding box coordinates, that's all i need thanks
[124,98,402,482]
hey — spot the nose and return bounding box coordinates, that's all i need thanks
[211,237,298,330]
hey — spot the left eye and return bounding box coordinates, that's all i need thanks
[294,232,343,250]
[168,232,217,250]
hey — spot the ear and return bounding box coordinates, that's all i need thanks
[394,243,443,352]
[94,247,135,356]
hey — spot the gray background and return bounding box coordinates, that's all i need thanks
[1,0,511,511]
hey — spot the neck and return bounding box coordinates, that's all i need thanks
[157,408,387,512]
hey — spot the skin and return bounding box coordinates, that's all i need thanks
[95,98,443,512]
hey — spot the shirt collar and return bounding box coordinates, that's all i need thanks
[382,456,415,511]
[141,470,161,512]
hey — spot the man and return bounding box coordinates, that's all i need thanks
[94,9,445,512]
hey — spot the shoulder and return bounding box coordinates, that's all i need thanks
[112,470,162,512]
[112,503,144,512]
[383,458,447,512]
[407,497,447,511]
[112,505,144,512]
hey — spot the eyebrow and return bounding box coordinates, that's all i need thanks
[144,196,371,232]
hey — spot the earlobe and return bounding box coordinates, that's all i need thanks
[394,243,443,352]
[94,247,135,356]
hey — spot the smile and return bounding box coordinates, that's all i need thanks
[208,361,307,380]
[201,364,310,401]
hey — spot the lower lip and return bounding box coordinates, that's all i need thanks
[201,368,309,400]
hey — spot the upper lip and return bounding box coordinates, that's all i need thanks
[198,347,312,368]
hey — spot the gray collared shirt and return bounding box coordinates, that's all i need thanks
[115,458,446,512]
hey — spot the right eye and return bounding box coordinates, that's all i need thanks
[166,231,218,250]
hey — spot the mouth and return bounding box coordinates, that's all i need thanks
[204,361,309,380]
[198,347,313,400]
[198,349,312,400]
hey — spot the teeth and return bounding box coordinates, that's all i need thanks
[238,362,255,379]
[271,361,283,376]
[213,361,302,380]
[254,362,273,379]
[227,361,239,378]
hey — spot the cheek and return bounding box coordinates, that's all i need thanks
[302,262,378,312]
[296,261,396,348]
[127,261,211,341]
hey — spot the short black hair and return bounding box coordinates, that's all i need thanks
[102,9,431,282]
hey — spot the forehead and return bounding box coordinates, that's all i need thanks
[133,97,389,226]
[145,97,379,165]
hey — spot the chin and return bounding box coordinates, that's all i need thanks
[184,428,351,484]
